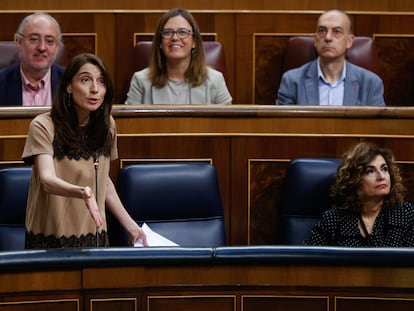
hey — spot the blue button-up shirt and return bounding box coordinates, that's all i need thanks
[317,58,346,106]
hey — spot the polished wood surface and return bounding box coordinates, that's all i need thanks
[1,247,414,311]
[1,0,414,10]
[0,105,413,245]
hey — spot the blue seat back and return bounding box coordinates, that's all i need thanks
[0,167,32,251]
[116,163,226,247]
[278,158,340,245]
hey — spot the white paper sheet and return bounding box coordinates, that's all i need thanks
[134,223,179,247]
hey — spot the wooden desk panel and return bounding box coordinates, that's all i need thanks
[2,259,414,311]
[0,247,414,311]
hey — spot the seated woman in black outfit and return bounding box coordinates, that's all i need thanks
[305,142,414,247]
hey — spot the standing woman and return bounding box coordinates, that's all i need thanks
[305,142,414,247]
[22,53,147,248]
[125,7,232,104]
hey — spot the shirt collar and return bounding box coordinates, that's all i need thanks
[20,66,51,91]
[317,57,346,84]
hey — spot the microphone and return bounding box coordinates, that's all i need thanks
[94,152,99,171]
[93,152,99,247]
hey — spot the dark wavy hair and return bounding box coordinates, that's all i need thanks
[148,7,207,87]
[331,142,406,212]
[51,53,114,160]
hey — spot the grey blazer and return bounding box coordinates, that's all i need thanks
[276,59,385,106]
[125,67,232,104]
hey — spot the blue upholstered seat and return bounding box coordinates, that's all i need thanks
[115,162,226,247]
[0,167,32,251]
[278,158,340,245]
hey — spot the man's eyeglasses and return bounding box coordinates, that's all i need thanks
[316,27,346,39]
[18,33,58,46]
[161,28,193,39]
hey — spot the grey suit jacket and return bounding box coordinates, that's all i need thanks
[276,59,385,106]
[125,67,232,104]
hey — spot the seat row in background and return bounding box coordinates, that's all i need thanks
[1,36,378,103]
[0,162,228,250]
[0,159,340,251]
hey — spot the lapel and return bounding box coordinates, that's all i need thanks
[9,63,23,105]
[304,60,320,104]
[343,61,359,106]
[51,64,63,96]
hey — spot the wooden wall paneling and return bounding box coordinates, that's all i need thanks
[88,297,138,311]
[3,261,414,311]
[248,159,288,245]
[94,14,116,87]
[236,13,319,104]
[375,35,414,106]
[146,295,236,311]
[55,13,105,70]
[115,13,162,104]
[336,0,414,11]
[335,296,414,311]
[254,34,286,105]
[351,14,381,36]
[399,162,414,203]
[0,137,26,162]
[254,34,317,105]
[213,13,236,100]
[2,0,414,11]
[61,33,97,63]
[234,14,257,104]
[0,0,234,11]
[0,298,80,311]
[0,270,81,293]
[242,295,329,311]
[0,13,26,40]
[351,14,414,106]
[230,136,303,245]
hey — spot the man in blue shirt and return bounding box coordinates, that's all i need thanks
[276,9,385,106]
